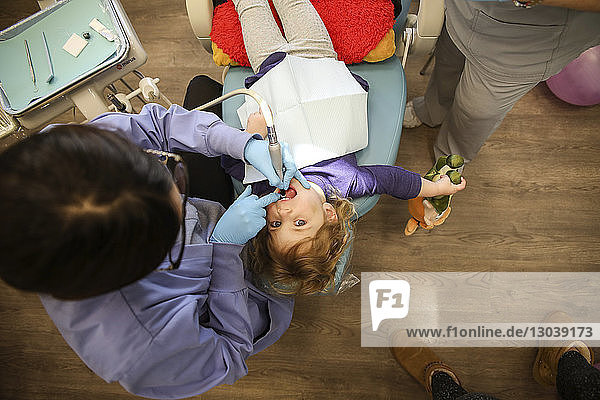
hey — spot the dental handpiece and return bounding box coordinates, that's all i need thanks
[259,99,283,181]
[266,125,283,180]
[193,88,284,180]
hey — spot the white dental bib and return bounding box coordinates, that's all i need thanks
[237,55,368,184]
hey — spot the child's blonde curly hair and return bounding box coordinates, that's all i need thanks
[250,196,356,295]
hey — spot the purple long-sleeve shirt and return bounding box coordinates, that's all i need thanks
[39,104,294,399]
[223,154,422,200]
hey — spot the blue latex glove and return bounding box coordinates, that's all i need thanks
[243,139,310,190]
[281,142,310,190]
[210,186,281,245]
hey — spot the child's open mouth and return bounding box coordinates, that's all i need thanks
[283,187,297,199]
[276,187,297,200]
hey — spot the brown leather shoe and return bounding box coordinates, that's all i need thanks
[390,347,461,395]
[532,311,595,386]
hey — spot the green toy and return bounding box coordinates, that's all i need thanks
[405,154,464,235]
[423,155,464,213]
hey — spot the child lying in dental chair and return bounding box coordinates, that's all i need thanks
[225,0,466,296]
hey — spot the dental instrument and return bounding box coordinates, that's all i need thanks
[0,81,11,110]
[41,32,54,83]
[24,39,37,92]
[193,88,283,180]
[0,0,164,138]
[105,76,171,114]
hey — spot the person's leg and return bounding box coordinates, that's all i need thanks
[433,60,537,163]
[556,350,600,400]
[180,75,234,208]
[430,371,499,400]
[412,24,465,128]
[430,371,468,399]
[183,75,223,117]
[232,0,289,72]
[270,0,337,60]
[533,313,598,400]
[454,395,500,400]
[390,347,500,400]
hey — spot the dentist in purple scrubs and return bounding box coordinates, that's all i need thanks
[0,103,308,399]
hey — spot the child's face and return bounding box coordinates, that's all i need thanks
[265,178,337,252]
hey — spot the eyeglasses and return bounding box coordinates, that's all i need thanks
[144,149,189,271]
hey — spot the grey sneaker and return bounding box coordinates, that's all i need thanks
[403,100,423,128]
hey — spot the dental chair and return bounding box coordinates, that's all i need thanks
[186,0,444,217]
[185,0,444,293]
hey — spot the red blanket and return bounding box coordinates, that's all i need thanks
[210,0,395,66]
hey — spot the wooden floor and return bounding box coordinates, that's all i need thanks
[1,1,599,399]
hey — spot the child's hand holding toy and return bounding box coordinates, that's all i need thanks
[405,155,467,235]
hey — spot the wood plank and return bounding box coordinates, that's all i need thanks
[0,1,598,399]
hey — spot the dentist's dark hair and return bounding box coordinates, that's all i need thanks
[0,125,180,299]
